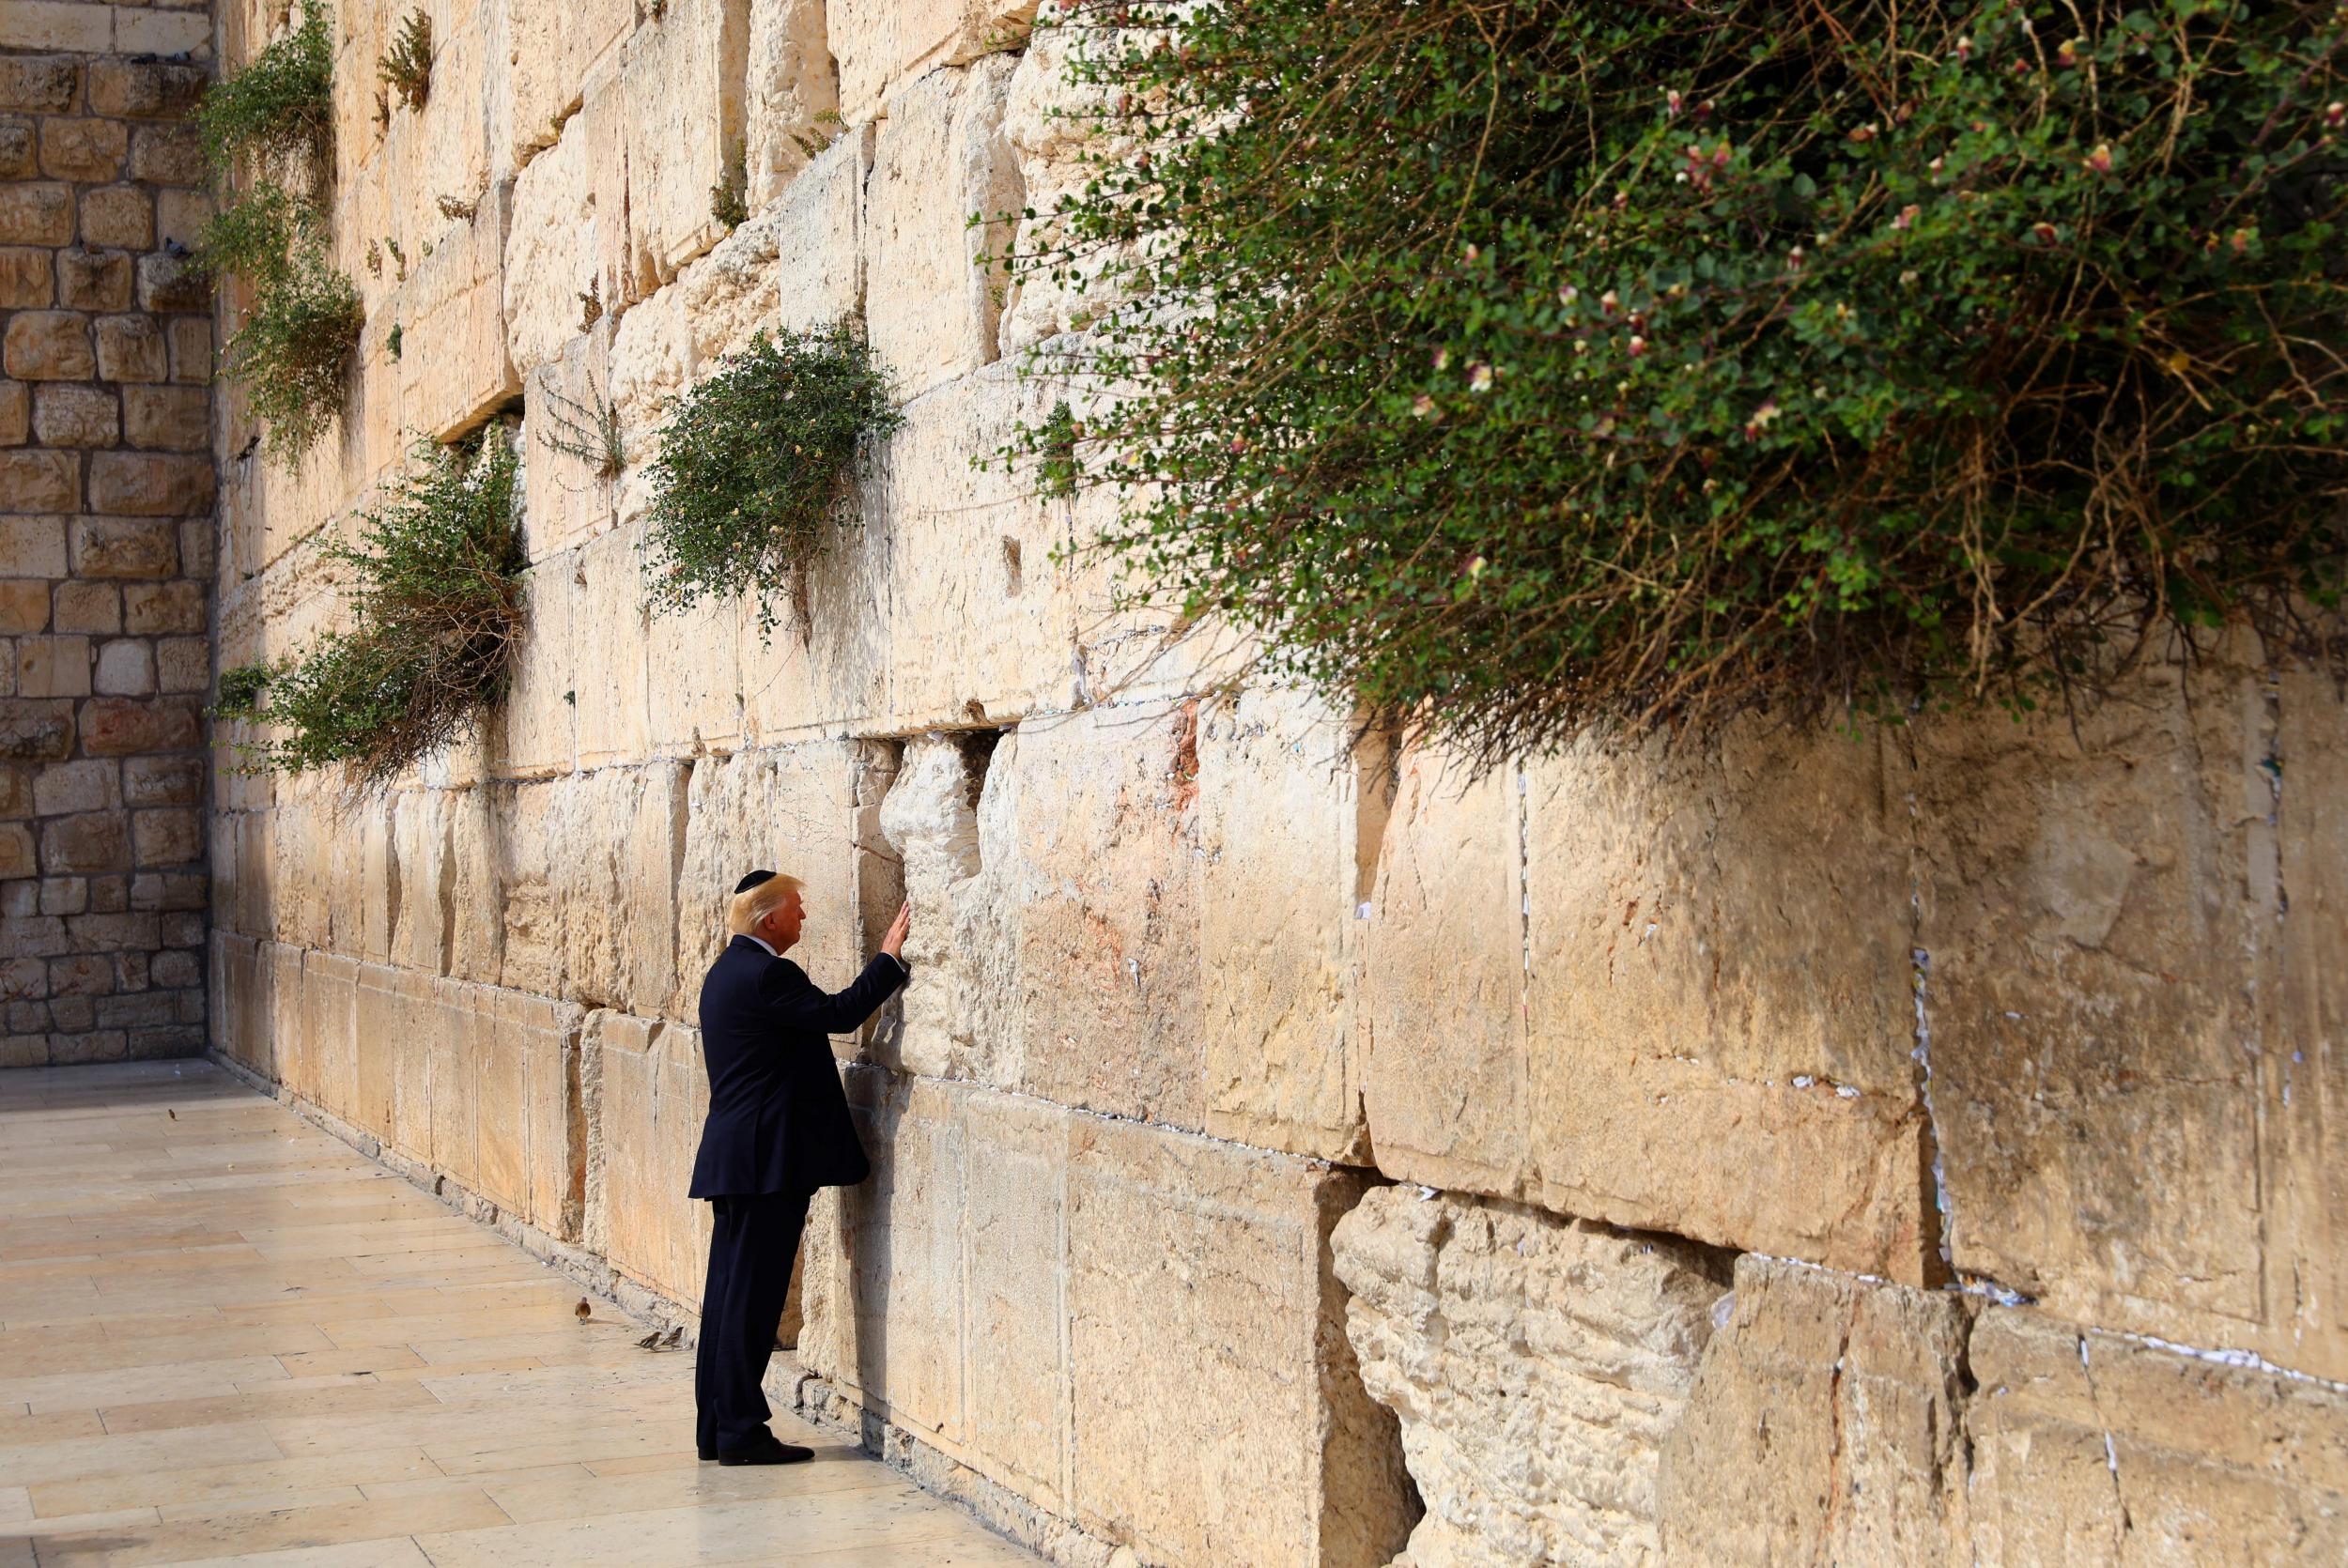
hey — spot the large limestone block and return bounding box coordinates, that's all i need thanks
[1003,703,1203,1128]
[444,785,506,984]
[1655,1253,1974,1565]
[1197,687,1374,1162]
[963,1087,1072,1506]
[498,762,687,1015]
[352,961,405,1140]
[301,949,359,1123]
[427,975,491,1190]
[1524,723,1938,1282]
[583,1008,709,1300]
[1910,649,2348,1371]
[267,940,307,1100]
[386,967,441,1162]
[830,0,1035,123]
[500,0,636,170]
[1965,1307,2348,1565]
[494,546,578,776]
[568,524,651,767]
[864,56,1022,402]
[607,279,693,438]
[622,0,753,290]
[378,0,494,246]
[509,987,586,1238]
[519,330,620,565]
[381,181,522,445]
[1336,1187,1726,1567]
[734,479,892,741]
[1066,1115,1413,1568]
[1359,750,1527,1196]
[503,100,626,378]
[811,1068,971,1440]
[875,362,1088,728]
[743,0,835,209]
[677,120,868,366]
[213,930,272,1078]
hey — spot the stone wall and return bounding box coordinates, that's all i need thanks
[1,23,215,1069]
[190,0,2348,1562]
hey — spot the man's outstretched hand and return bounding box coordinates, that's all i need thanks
[880,901,911,961]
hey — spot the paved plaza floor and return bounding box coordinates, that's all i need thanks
[0,1059,1036,1567]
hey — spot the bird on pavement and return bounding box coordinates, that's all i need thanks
[662,1325,684,1348]
[575,1298,593,1325]
[634,1330,661,1350]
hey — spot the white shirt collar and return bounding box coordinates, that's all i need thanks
[742,932,780,959]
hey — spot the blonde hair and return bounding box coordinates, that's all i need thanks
[727,872,805,936]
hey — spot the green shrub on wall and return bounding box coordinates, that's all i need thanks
[194,1,364,468]
[214,431,527,789]
[640,322,902,633]
[193,0,334,169]
[1010,0,2348,759]
[196,189,365,465]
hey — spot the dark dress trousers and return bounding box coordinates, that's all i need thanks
[691,935,906,1453]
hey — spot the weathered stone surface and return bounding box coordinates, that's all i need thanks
[32,382,117,447]
[998,12,1143,354]
[0,447,83,517]
[1010,703,1202,1126]
[39,117,125,182]
[4,311,92,381]
[1965,1306,2348,1566]
[87,452,214,515]
[676,120,866,368]
[85,58,208,118]
[1913,649,2348,1374]
[501,0,635,171]
[1197,686,1374,1162]
[566,523,649,767]
[1065,1112,1413,1567]
[583,1007,708,1302]
[622,0,750,288]
[1337,1187,1726,1566]
[1359,750,1527,1196]
[121,384,208,451]
[864,57,1020,401]
[0,185,75,249]
[875,733,992,1080]
[94,313,164,382]
[873,363,1085,728]
[1524,724,1937,1282]
[79,186,152,251]
[70,515,176,576]
[59,248,134,313]
[0,378,28,444]
[742,0,834,208]
[1657,1254,1973,1565]
[495,762,687,1016]
[502,100,624,379]
[829,0,1034,123]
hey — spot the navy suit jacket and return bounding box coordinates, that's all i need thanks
[687,934,907,1199]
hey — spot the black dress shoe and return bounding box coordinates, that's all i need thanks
[717,1435,813,1466]
[698,1444,717,1461]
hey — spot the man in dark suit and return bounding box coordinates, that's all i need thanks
[691,868,910,1466]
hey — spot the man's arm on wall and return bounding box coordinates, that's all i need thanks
[758,954,907,1037]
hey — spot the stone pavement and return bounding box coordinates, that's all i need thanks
[0,1059,1039,1566]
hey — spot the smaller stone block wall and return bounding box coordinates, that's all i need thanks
[2,38,215,1068]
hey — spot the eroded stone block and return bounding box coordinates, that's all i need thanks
[1337,1186,1726,1567]
[743,0,834,209]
